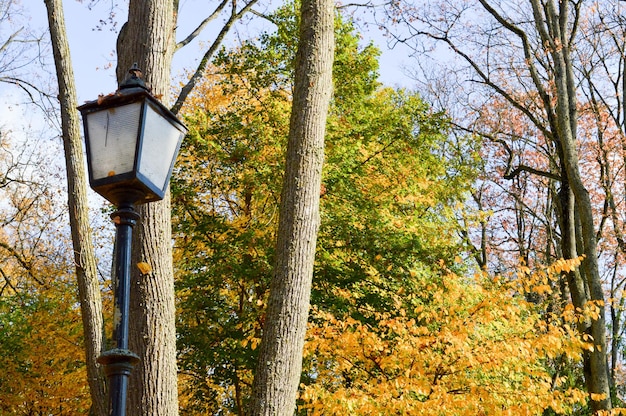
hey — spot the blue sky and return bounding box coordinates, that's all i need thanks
[1,0,413,128]
[58,0,414,101]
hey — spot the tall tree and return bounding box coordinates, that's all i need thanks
[115,1,179,414]
[248,0,334,413]
[113,0,267,409]
[575,3,626,398]
[171,8,475,412]
[382,0,612,410]
[44,1,107,414]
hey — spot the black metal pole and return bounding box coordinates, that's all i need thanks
[98,203,140,416]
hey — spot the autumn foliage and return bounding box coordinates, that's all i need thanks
[0,137,91,414]
[6,1,626,414]
[0,282,91,414]
[169,4,601,415]
[301,262,591,415]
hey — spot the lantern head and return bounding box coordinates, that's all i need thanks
[78,65,187,206]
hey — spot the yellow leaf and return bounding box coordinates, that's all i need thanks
[137,262,152,274]
[533,284,552,295]
[590,393,607,401]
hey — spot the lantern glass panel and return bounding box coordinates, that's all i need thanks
[138,103,185,192]
[86,102,142,180]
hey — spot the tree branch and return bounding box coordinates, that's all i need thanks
[0,241,45,286]
[503,164,560,181]
[0,27,23,55]
[171,0,260,115]
[175,0,230,52]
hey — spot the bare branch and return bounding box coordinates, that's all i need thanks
[175,0,230,51]
[0,27,23,55]
[171,0,260,115]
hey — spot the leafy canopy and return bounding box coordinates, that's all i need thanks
[170,3,584,415]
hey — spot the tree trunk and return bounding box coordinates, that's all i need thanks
[115,1,179,415]
[43,1,107,415]
[249,0,334,414]
[541,0,612,409]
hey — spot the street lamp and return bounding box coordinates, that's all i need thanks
[78,64,187,416]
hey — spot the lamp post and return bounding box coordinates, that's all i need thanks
[78,65,187,416]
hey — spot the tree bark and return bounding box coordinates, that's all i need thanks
[249,0,334,414]
[43,0,107,414]
[539,0,612,410]
[115,1,179,415]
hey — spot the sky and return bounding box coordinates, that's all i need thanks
[0,0,414,131]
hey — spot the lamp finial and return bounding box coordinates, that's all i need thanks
[119,63,148,90]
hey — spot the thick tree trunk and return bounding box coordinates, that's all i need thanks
[115,1,179,415]
[249,0,334,414]
[43,1,107,415]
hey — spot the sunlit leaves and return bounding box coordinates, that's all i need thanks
[301,266,589,415]
[0,282,90,414]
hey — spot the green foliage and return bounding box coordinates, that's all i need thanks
[316,86,469,320]
[173,3,477,414]
[173,84,282,413]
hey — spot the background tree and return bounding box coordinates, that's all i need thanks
[172,5,478,413]
[173,68,285,414]
[574,3,626,397]
[173,10,367,413]
[379,0,615,409]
